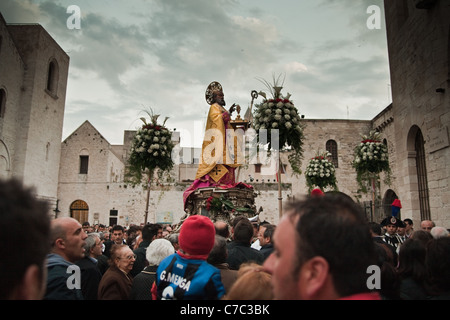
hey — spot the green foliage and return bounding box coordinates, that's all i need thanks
[206,195,252,214]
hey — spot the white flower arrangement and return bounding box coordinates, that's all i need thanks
[131,124,172,159]
[352,131,389,174]
[126,112,175,184]
[305,151,338,192]
[352,130,392,193]
[251,75,305,175]
[253,98,302,136]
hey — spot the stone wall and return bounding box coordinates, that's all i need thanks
[384,0,450,228]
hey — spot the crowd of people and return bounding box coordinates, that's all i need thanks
[1,177,449,300]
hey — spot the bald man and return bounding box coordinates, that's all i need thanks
[44,217,88,300]
[214,220,230,240]
[420,220,435,232]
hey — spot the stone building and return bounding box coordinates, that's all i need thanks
[0,13,69,208]
[382,0,450,228]
[57,120,182,226]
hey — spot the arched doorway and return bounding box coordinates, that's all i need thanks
[407,125,431,221]
[70,200,89,223]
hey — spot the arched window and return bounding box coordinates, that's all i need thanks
[326,140,339,168]
[79,149,89,174]
[0,89,5,118]
[79,155,89,174]
[415,129,431,221]
[46,59,59,96]
[448,24,450,81]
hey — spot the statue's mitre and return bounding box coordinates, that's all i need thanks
[205,81,223,105]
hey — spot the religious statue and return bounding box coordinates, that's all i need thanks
[182,81,253,212]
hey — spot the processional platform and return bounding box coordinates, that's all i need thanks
[179,186,260,228]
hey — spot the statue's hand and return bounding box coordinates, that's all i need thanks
[229,104,237,115]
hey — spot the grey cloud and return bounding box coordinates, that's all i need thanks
[141,0,289,83]
[318,0,387,46]
[289,53,390,120]
[291,54,389,95]
[22,1,151,92]
[0,0,40,22]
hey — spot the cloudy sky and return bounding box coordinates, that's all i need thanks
[1,0,392,147]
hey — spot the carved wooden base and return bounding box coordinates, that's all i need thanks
[175,186,260,231]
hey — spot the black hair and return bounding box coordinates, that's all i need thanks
[286,193,377,297]
[0,179,50,299]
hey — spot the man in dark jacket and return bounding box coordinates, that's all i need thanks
[258,224,276,261]
[130,223,163,277]
[76,233,103,300]
[226,218,264,270]
[103,225,126,258]
[44,217,87,300]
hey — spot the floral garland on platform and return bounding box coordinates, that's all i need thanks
[352,131,392,193]
[305,151,338,192]
[205,195,252,214]
[126,111,175,185]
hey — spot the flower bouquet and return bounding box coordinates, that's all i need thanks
[126,111,175,186]
[252,75,304,175]
[305,151,338,192]
[352,131,391,193]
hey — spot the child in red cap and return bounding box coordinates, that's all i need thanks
[153,215,225,300]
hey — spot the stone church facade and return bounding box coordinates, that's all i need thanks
[0,13,69,209]
[1,2,449,228]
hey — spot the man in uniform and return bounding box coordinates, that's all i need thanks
[381,216,404,252]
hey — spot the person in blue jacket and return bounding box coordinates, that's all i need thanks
[44,217,87,300]
[153,215,225,300]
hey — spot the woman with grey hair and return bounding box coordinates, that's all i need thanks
[129,238,175,300]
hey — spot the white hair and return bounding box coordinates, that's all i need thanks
[146,238,175,266]
[430,226,449,239]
